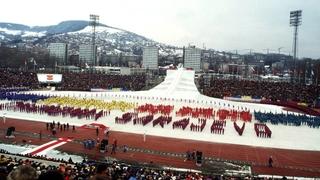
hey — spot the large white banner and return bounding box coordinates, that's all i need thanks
[37,74,62,84]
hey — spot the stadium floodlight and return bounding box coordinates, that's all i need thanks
[278,47,284,54]
[289,10,302,82]
[89,14,99,66]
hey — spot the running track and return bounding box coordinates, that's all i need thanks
[1,118,320,177]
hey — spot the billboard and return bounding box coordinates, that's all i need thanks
[37,74,62,84]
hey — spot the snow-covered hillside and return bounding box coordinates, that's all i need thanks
[0,21,182,56]
[70,25,122,34]
[0,27,22,35]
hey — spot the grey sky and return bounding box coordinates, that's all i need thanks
[1,0,319,58]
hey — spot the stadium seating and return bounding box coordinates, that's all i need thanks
[201,78,320,107]
[0,149,225,179]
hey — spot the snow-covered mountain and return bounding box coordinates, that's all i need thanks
[0,21,182,56]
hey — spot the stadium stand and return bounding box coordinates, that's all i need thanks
[201,78,320,107]
[0,70,146,92]
[0,149,229,180]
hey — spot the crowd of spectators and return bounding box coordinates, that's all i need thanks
[1,69,319,107]
[0,70,146,92]
[0,149,72,165]
[0,70,39,89]
[0,149,228,180]
[201,78,320,106]
[59,72,146,91]
[0,88,30,93]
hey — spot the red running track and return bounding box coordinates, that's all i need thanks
[1,118,320,177]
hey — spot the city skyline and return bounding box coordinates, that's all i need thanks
[0,0,319,58]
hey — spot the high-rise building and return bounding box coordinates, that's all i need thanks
[79,44,97,66]
[184,47,201,71]
[142,46,158,69]
[48,43,68,65]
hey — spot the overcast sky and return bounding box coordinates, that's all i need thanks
[1,0,319,58]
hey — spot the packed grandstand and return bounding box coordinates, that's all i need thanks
[0,68,320,179]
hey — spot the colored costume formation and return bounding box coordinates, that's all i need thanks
[255,111,320,128]
[39,97,135,112]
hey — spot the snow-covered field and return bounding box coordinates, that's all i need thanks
[2,100,320,151]
[1,68,319,153]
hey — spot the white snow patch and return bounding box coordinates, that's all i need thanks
[0,27,22,35]
[0,143,32,154]
[70,25,122,34]
[22,31,46,37]
[0,143,83,163]
[114,49,122,53]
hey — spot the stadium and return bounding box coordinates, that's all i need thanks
[1,68,320,179]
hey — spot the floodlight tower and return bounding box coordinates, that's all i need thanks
[278,47,284,55]
[89,14,99,66]
[290,10,302,82]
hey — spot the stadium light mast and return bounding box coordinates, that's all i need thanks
[89,14,99,66]
[290,10,302,82]
[278,47,284,54]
